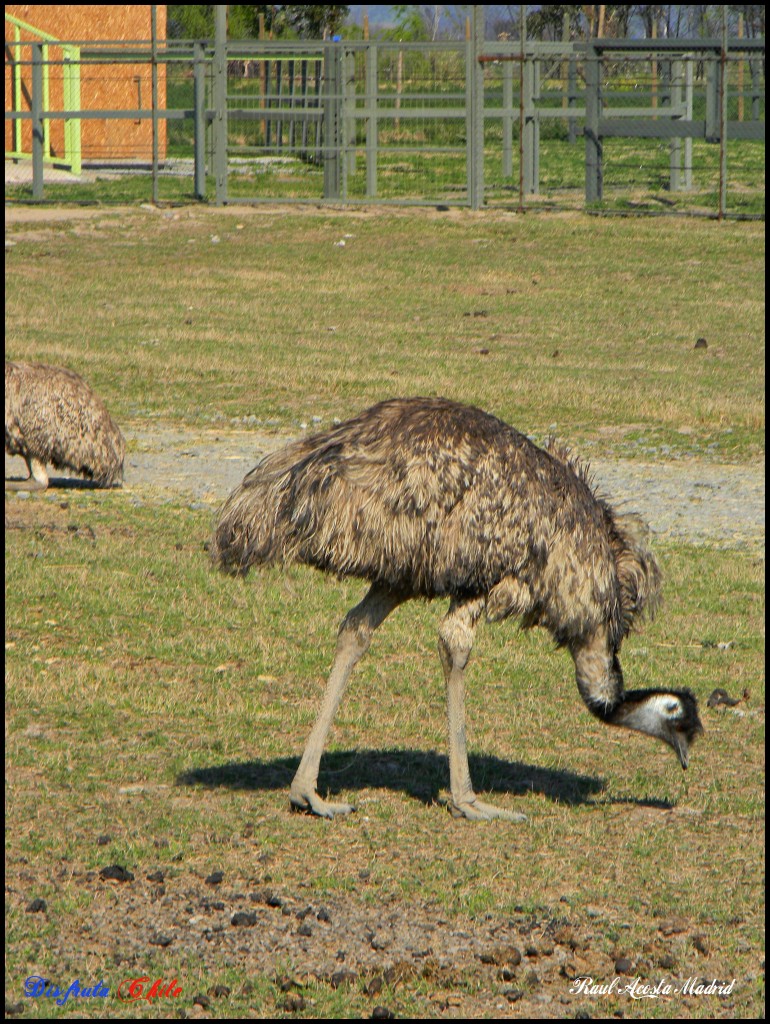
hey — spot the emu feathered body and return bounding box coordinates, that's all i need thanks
[214,397,654,646]
[212,397,702,820]
[5,361,125,489]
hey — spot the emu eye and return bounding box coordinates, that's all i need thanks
[665,700,680,716]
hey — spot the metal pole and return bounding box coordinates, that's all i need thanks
[151,5,159,205]
[518,6,526,212]
[193,41,206,199]
[365,43,377,197]
[470,6,485,209]
[213,6,228,205]
[31,42,44,200]
[718,5,728,220]
[584,43,602,203]
[502,60,513,178]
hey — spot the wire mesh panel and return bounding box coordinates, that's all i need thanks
[583,43,764,217]
[345,43,469,204]
[223,47,326,201]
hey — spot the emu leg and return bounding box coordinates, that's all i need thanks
[290,583,403,818]
[438,597,526,822]
[5,457,48,491]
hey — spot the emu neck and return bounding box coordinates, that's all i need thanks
[571,628,624,721]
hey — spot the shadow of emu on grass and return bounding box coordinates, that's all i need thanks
[176,749,674,810]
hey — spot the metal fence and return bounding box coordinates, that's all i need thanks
[5,28,765,217]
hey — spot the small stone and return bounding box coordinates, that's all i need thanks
[231,911,257,927]
[99,864,134,883]
[365,976,383,997]
[330,969,357,988]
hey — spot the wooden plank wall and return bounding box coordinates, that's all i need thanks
[5,4,167,162]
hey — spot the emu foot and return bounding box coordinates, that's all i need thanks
[290,784,355,819]
[5,477,47,492]
[449,796,527,823]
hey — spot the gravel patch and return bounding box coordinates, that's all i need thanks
[6,425,764,552]
[123,427,765,552]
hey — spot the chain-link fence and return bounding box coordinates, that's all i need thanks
[5,30,765,217]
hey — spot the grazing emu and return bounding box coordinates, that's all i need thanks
[5,361,125,490]
[211,397,702,821]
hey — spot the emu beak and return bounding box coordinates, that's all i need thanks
[673,732,690,770]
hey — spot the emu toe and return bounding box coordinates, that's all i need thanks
[290,784,356,819]
[449,797,527,823]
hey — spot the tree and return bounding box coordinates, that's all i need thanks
[167,5,351,41]
[279,5,349,39]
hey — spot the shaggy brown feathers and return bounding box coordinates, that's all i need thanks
[5,361,125,487]
[211,397,660,648]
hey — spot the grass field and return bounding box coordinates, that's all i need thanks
[4,207,764,459]
[5,206,765,1018]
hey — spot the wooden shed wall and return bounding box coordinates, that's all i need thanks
[5,5,167,162]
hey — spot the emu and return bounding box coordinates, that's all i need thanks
[5,361,125,490]
[211,397,702,821]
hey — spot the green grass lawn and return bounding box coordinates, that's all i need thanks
[4,208,765,1017]
[4,208,764,461]
[5,493,765,1018]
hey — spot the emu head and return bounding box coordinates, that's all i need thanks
[616,688,704,768]
[571,627,703,770]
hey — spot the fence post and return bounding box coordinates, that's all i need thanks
[669,58,682,192]
[468,7,485,209]
[521,50,539,193]
[31,42,44,200]
[684,56,693,190]
[345,49,356,177]
[213,6,228,205]
[323,42,342,199]
[502,59,513,178]
[365,43,378,197]
[193,41,206,200]
[584,43,602,203]
[63,48,82,175]
[718,13,728,220]
[567,52,578,144]
[151,4,159,205]
[705,54,719,141]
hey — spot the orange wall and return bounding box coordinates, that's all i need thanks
[5,5,167,162]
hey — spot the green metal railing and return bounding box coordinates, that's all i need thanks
[5,12,81,175]
[4,24,764,216]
